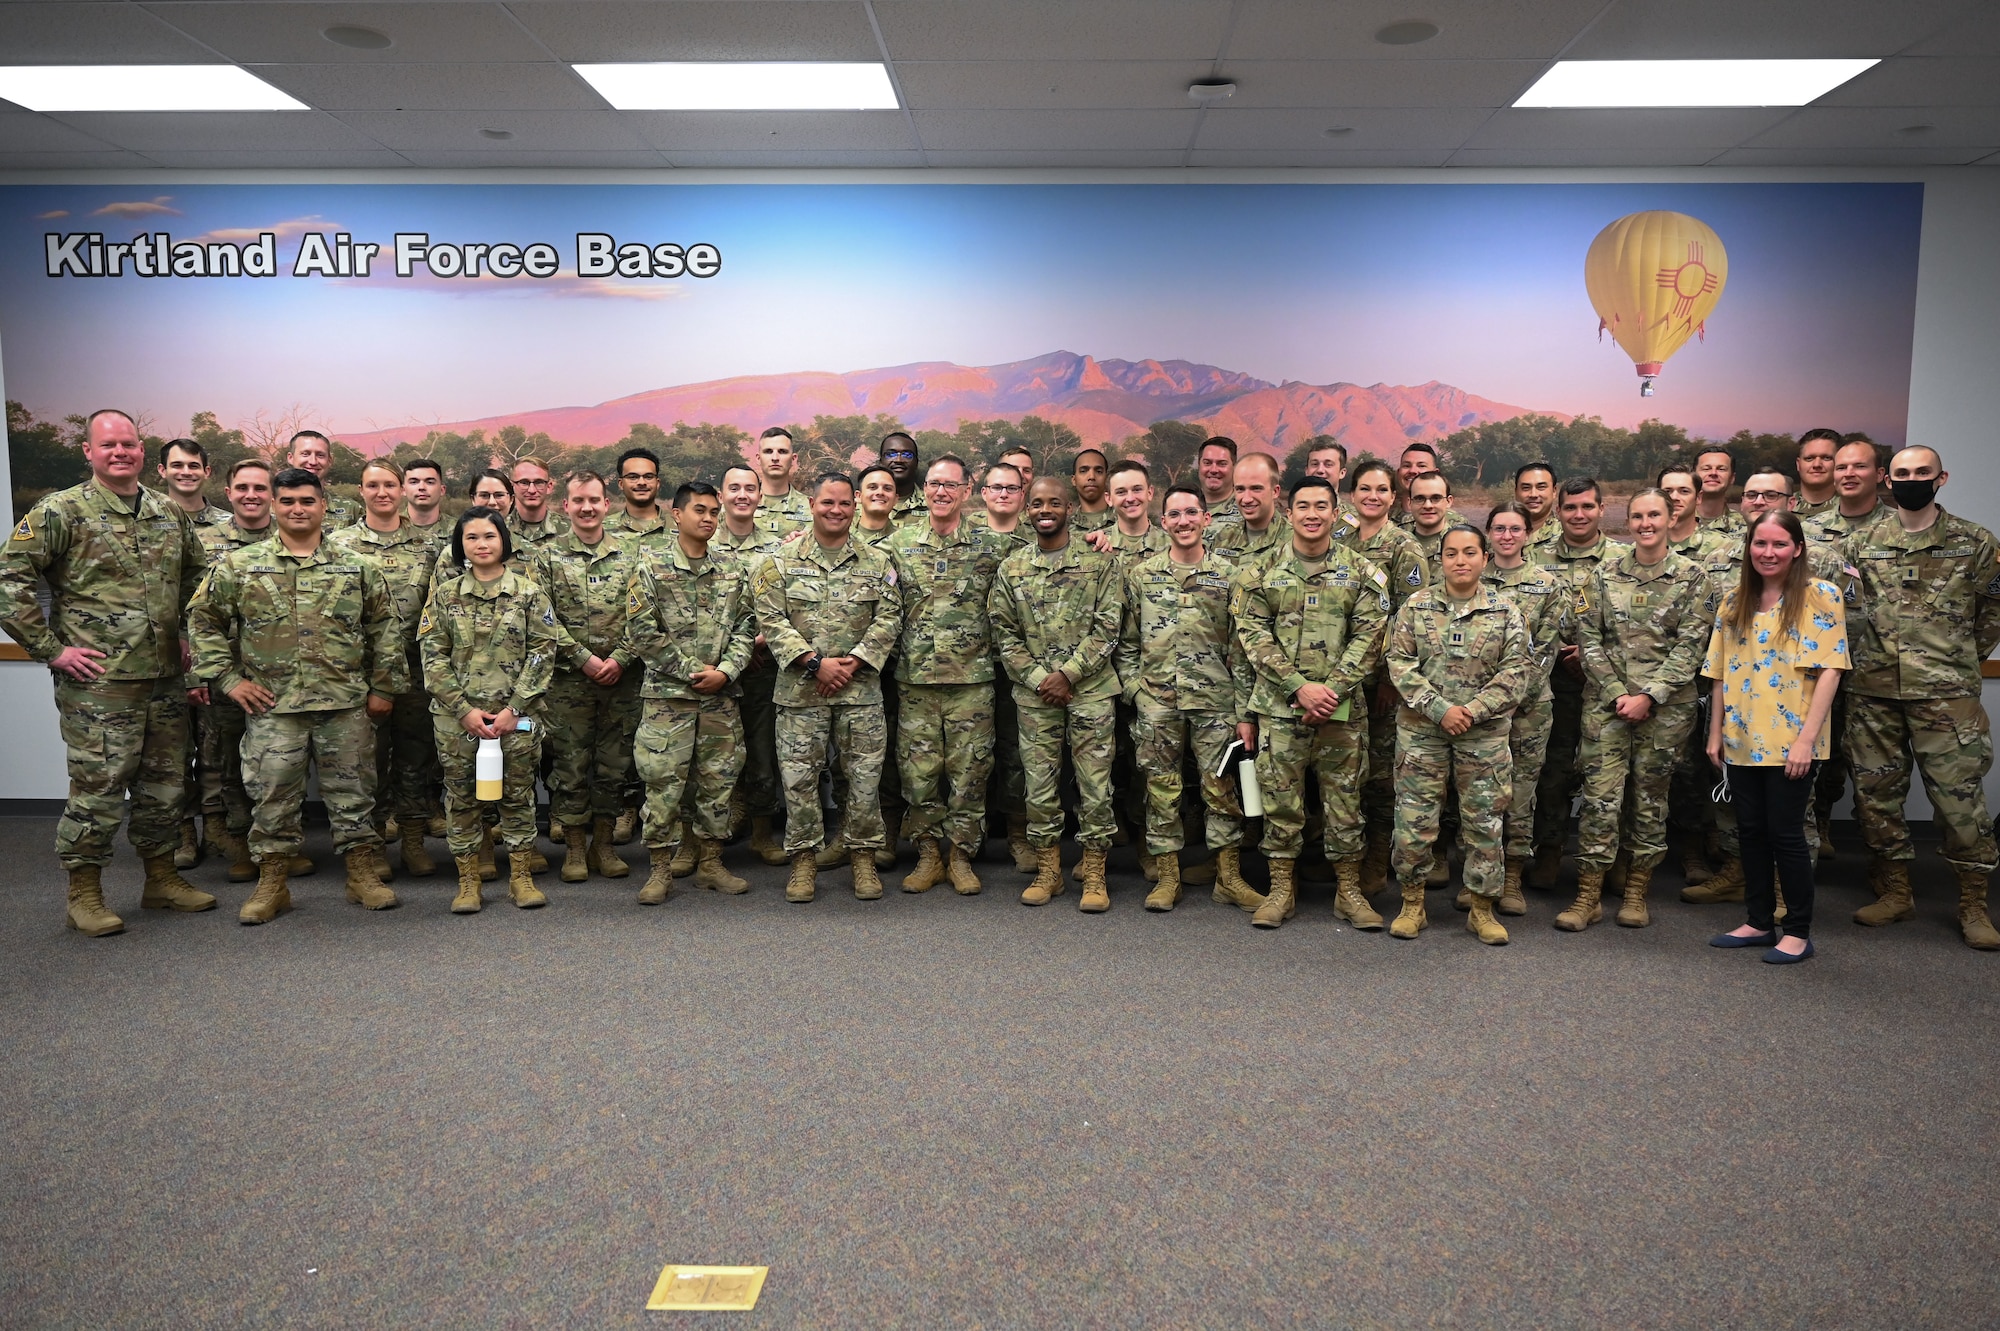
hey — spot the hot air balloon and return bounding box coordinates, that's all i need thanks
[1585,210,1728,397]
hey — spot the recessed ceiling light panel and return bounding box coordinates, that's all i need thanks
[575,62,899,111]
[0,64,310,112]
[322,25,393,51]
[1514,59,1878,108]
[1187,80,1236,103]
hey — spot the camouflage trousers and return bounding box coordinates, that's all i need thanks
[1360,675,1397,846]
[54,676,189,869]
[1019,696,1117,850]
[1847,693,1998,872]
[829,674,902,838]
[1574,699,1695,871]
[1256,710,1367,861]
[543,668,642,825]
[634,695,744,851]
[1393,715,1513,899]
[1534,683,1586,852]
[243,706,379,861]
[1131,698,1244,856]
[372,679,437,825]
[196,696,251,836]
[1501,691,1553,861]
[777,703,886,854]
[896,681,995,856]
[435,715,542,856]
[735,657,780,819]
[989,674,1026,819]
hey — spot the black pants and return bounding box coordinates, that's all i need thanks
[1729,762,1817,937]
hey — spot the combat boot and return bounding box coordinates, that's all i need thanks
[520,844,550,874]
[343,847,398,910]
[874,826,896,870]
[1454,886,1474,911]
[547,817,566,847]
[1867,856,1890,898]
[561,824,590,882]
[748,816,788,865]
[1466,894,1509,945]
[1425,854,1451,888]
[173,818,201,869]
[1529,843,1564,890]
[477,825,498,881]
[1681,856,1744,904]
[1008,815,1038,874]
[1855,861,1914,926]
[428,813,448,838]
[369,836,396,885]
[1076,848,1110,912]
[727,794,748,841]
[785,850,817,903]
[1555,868,1604,932]
[1333,859,1384,930]
[199,815,228,864]
[1616,859,1654,928]
[590,816,630,879]
[1021,846,1064,905]
[671,825,698,878]
[141,854,218,912]
[1608,849,1630,894]
[239,859,292,925]
[65,865,123,937]
[1211,846,1267,912]
[288,854,317,878]
[694,838,749,894]
[1137,847,1159,884]
[903,838,946,893]
[1499,857,1528,916]
[815,830,850,869]
[613,806,639,845]
[946,844,983,895]
[1252,858,1297,929]
[451,856,483,913]
[1954,867,2000,950]
[214,828,256,883]
[1680,832,1714,886]
[1182,855,1216,885]
[508,851,547,909]
[1359,828,1391,895]
[1144,853,1182,911]
[638,851,673,905]
[399,822,436,878]
[850,852,885,901]
[1388,881,1427,939]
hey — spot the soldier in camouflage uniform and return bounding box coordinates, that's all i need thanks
[189,469,406,924]
[1559,489,1709,933]
[1116,485,1264,913]
[1802,440,1889,844]
[750,474,905,902]
[624,482,759,903]
[972,463,1039,871]
[1693,446,1746,541]
[888,456,1007,896]
[878,433,931,527]
[421,507,562,912]
[1234,476,1390,931]
[507,457,573,549]
[1794,429,1843,521]
[816,463,904,869]
[715,465,790,863]
[1090,459,1170,849]
[1654,465,1732,887]
[754,429,813,537]
[605,448,671,543]
[1209,453,1291,569]
[158,437,232,870]
[285,430,360,529]
[1064,449,1114,535]
[0,409,216,935]
[1841,447,2000,949]
[990,476,1125,910]
[1387,526,1532,945]
[1195,437,1242,528]
[1513,463,1562,563]
[1479,503,1568,914]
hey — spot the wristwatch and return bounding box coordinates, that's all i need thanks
[803,653,824,678]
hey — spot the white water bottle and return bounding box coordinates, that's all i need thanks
[476,736,503,801]
[1238,753,1264,818]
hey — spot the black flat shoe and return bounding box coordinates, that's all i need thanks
[1710,929,1777,949]
[1762,939,1816,964]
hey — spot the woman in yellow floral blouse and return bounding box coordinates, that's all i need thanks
[1703,511,1849,963]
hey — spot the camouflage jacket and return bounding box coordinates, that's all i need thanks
[185,502,234,530]
[1668,528,1730,564]
[1387,585,1532,728]
[1795,492,1839,519]
[196,518,274,567]
[419,568,560,718]
[967,512,1034,553]
[1070,505,1116,535]
[624,541,757,702]
[1233,543,1390,720]
[1524,520,1564,560]
[712,522,786,564]
[322,495,362,531]
[1531,531,1626,692]
[1333,515,1430,611]
[751,536,904,708]
[1480,560,1569,703]
[1102,523,1170,570]
[851,521,899,553]
[1,478,205,680]
[1804,503,1888,546]
[1578,548,1711,707]
[1841,506,2000,700]
[1698,539,1851,620]
[540,531,638,671]
[889,491,929,527]
[190,537,407,709]
[1205,497,1241,527]
[1696,508,1746,539]
[603,508,670,543]
[509,510,573,548]
[753,488,812,537]
[989,537,1123,706]
[889,520,1007,685]
[1117,550,1244,716]
[1210,515,1292,571]
[328,520,436,640]
[1408,525,1449,585]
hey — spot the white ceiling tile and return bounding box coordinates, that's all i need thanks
[1708,145,1993,165]
[921,149,1193,167]
[332,108,650,150]
[510,1,881,62]
[0,148,156,168]
[248,62,603,112]
[1463,107,1792,150]
[1817,58,2000,108]
[1196,106,1490,151]
[1219,59,1546,108]
[1906,4,2000,56]
[396,148,669,168]
[628,109,911,150]
[0,2,215,62]
[1566,0,1973,59]
[144,3,550,65]
[45,109,385,150]
[873,1,1231,62]
[1226,0,1605,61]
[1446,147,1722,166]
[894,60,1213,110]
[0,107,118,151]
[911,108,1198,150]
[662,148,927,168]
[135,147,414,167]
[1745,106,2000,149]
[1185,147,1454,166]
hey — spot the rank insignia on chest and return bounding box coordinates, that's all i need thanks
[1305,592,1320,609]
[935,558,949,577]
[1632,592,1649,608]
[1900,566,1918,584]
[1449,630,1464,646]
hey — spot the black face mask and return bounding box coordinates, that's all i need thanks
[1890,478,1938,511]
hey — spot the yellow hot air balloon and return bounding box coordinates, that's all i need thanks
[1585,210,1728,397]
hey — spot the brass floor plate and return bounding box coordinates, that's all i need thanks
[646,1265,768,1311]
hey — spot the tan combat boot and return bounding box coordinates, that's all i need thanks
[1425,853,1452,888]
[903,838,946,893]
[1955,867,2000,950]
[1021,846,1064,905]
[638,850,673,905]
[1866,857,1890,898]
[1855,861,1914,926]
[508,850,548,908]
[547,817,566,846]
[1144,853,1182,911]
[428,813,448,839]
[1211,846,1267,912]
[748,816,788,865]
[1499,857,1528,916]
[399,822,436,878]
[1137,847,1160,884]
[1608,848,1630,894]
[1680,833,1714,886]
[1359,828,1391,895]
[561,823,590,882]
[343,847,398,910]
[671,825,698,877]
[1252,858,1298,929]
[785,850,817,903]
[213,828,257,883]
[1076,848,1110,912]
[369,826,397,884]
[1008,815,1038,874]
[815,830,850,870]
[520,843,550,874]
[728,793,748,841]
[1466,894,1509,945]
[239,859,292,925]
[141,854,218,912]
[477,825,498,882]
[613,806,639,845]
[288,853,317,877]
[1454,885,1474,911]
[451,856,484,913]
[1528,843,1564,890]
[694,838,749,894]
[1555,868,1604,932]
[1389,881,1427,939]
[1616,859,1654,928]
[173,818,201,869]
[852,850,885,900]
[1333,859,1384,930]
[1181,855,1216,885]
[1681,856,1744,904]
[65,864,123,937]
[946,844,983,896]
[590,816,630,879]
[874,822,897,870]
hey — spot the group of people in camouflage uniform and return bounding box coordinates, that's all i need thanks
[7,412,1997,953]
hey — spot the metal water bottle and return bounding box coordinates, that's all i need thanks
[476,736,503,801]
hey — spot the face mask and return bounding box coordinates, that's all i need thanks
[1890,478,1938,511]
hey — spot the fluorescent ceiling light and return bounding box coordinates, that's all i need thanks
[0,65,309,112]
[1514,59,1878,108]
[576,62,899,111]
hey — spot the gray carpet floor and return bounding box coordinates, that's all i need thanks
[4,815,1997,1329]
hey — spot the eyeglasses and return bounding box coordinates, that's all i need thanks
[925,479,967,491]
[1742,490,1790,503]
[983,483,1022,495]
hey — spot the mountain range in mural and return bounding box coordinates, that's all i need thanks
[340,350,1549,455]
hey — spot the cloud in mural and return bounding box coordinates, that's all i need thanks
[188,214,335,244]
[92,197,181,218]
[330,266,688,302]
[36,209,68,219]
